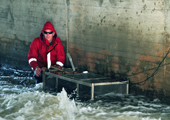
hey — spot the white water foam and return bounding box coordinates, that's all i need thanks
[0,67,170,120]
[0,85,78,120]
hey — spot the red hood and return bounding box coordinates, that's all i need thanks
[39,21,59,43]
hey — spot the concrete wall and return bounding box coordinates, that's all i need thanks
[67,0,170,103]
[1,0,170,103]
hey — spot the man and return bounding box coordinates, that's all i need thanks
[27,21,65,83]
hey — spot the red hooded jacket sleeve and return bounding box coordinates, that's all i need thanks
[27,21,65,70]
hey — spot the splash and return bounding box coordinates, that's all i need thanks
[0,86,77,120]
[57,88,77,120]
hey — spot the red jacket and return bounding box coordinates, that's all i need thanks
[27,21,65,70]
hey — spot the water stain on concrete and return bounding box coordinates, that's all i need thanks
[0,5,14,29]
[99,0,104,7]
[109,0,118,5]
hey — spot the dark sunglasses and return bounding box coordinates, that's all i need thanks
[44,31,53,34]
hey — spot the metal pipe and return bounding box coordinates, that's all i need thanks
[65,0,69,65]
[91,84,94,100]
[67,53,75,72]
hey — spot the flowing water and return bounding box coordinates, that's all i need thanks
[0,67,170,120]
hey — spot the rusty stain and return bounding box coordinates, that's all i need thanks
[165,38,170,44]
[69,42,166,94]
[130,48,165,92]
[129,44,165,91]
[165,33,170,37]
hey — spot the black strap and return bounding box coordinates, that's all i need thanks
[46,43,58,54]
